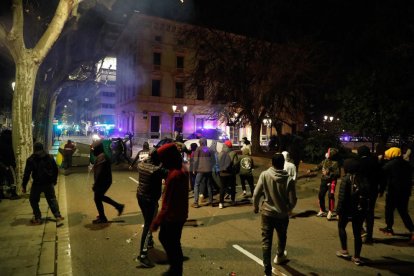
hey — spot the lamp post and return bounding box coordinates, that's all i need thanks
[263,117,272,142]
[172,103,187,138]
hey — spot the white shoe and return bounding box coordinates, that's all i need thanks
[273,250,288,264]
[327,211,333,220]
[243,190,247,196]
[316,211,327,217]
[219,203,223,209]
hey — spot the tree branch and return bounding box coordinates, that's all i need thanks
[34,0,78,63]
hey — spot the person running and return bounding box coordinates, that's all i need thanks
[336,158,369,266]
[253,153,297,276]
[307,148,340,220]
[90,140,125,224]
[22,142,64,224]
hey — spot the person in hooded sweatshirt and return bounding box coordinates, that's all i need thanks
[91,140,125,224]
[379,147,414,243]
[253,153,297,276]
[151,143,189,276]
[22,142,63,224]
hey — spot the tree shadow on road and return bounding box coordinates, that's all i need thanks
[363,256,414,275]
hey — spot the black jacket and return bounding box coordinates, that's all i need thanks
[92,153,112,192]
[359,155,384,197]
[22,150,58,188]
[381,157,412,198]
[137,160,166,201]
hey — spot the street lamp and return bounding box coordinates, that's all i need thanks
[263,117,272,143]
[172,103,187,138]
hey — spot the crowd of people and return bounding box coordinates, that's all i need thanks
[15,133,414,276]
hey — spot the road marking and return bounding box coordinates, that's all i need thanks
[129,177,138,183]
[232,244,287,276]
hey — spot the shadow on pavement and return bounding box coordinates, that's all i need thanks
[364,256,414,275]
[277,264,308,276]
[374,233,413,247]
[290,210,318,218]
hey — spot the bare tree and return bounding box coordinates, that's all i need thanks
[0,0,80,193]
[182,27,316,153]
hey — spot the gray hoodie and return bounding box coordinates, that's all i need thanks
[253,167,297,218]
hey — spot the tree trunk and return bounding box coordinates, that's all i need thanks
[33,87,49,144]
[12,60,39,193]
[47,94,58,150]
[250,120,263,154]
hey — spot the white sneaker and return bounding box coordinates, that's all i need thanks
[243,190,247,196]
[219,203,223,209]
[327,211,333,220]
[316,211,327,217]
[273,250,288,264]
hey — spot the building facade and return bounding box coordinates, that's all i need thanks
[115,13,303,145]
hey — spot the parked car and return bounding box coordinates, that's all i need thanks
[187,128,228,142]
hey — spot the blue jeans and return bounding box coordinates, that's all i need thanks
[261,214,289,275]
[194,172,213,204]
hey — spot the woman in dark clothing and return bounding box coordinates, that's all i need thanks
[336,158,369,266]
[91,141,124,224]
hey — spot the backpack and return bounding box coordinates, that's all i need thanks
[350,174,370,213]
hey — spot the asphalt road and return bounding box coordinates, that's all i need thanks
[62,163,414,276]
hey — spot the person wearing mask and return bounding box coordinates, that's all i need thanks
[91,140,125,224]
[22,142,63,224]
[135,149,167,268]
[253,153,297,275]
[307,148,340,220]
[151,143,189,276]
[379,147,414,243]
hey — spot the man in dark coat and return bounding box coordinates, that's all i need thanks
[91,140,124,224]
[357,145,384,244]
[379,147,414,243]
[22,142,63,224]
